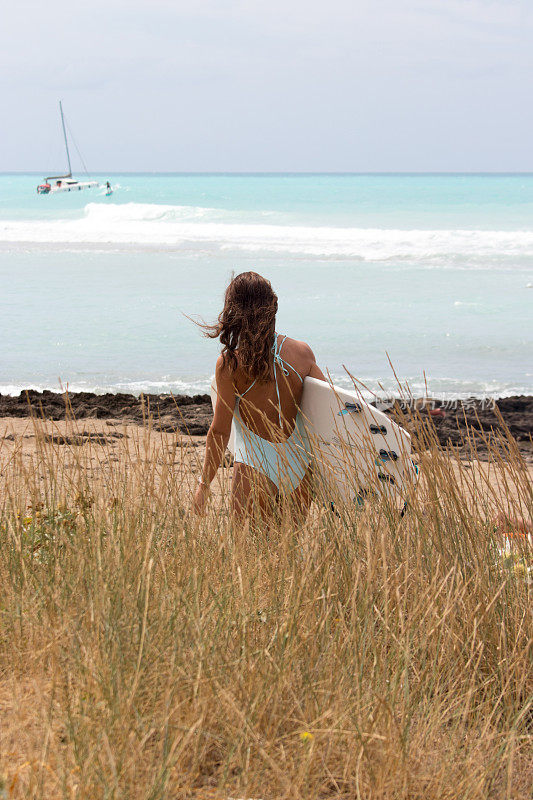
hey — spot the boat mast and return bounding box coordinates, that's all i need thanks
[59,100,72,177]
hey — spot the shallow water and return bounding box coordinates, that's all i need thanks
[1,173,532,398]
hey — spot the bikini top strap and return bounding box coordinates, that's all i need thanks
[272,333,285,358]
[236,333,285,400]
[237,335,302,426]
[237,378,256,399]
[272,333,303,427]
[274,334,304,383]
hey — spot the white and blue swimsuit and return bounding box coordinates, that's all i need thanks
[233,334,311,492]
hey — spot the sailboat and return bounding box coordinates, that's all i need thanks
[36,102,108,195]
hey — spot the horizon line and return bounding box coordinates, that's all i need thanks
[2,170,533,177]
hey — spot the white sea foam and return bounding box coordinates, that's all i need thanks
[2,202,533,262]
[0,379,212,398]
[2,376,530,400]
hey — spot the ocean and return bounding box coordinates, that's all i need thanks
[1,173,532,400]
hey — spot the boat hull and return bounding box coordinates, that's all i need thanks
[49,181,99,193]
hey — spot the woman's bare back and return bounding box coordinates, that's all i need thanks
[230,335,324,441]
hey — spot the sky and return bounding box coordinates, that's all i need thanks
[1,0,532,172]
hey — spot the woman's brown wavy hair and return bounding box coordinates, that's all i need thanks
[204,272,278,382]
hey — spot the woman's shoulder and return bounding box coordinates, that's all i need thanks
[282,335,314,358]
[216,353,251,386]
[280,335,316,372]
[215,354,234,384]
[282,337,326,382]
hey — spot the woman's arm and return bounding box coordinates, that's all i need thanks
[192,356,235,515]
[303,343,327,382]
[308,360,327,381]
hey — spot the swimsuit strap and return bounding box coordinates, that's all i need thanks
[237,377,256,398]
[272,333,303,427]
[236,334,303,427]
[274,334,303,383]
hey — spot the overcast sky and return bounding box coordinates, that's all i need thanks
[2,0,532,172]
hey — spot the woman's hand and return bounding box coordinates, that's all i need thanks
[192,481,210,515]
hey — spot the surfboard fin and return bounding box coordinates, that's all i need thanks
[378,449,398,462]
[377,472,396,485]
[338,401,362,415]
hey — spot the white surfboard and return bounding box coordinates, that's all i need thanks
[299,377,417,507]
[210,377,417,509]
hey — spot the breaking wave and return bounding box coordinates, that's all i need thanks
[1,375,530,400]
[1,202,533,263]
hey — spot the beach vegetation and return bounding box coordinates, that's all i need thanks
[0,407,531,799]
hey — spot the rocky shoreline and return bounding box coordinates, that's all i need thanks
[0,390,212,436]
[1,389,531,460]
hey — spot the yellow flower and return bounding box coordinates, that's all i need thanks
[513,561,529,578]
[22,516,33,526]
[299,731,314,742]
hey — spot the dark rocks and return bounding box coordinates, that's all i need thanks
[0,389,213,436]
[389,396,533,461]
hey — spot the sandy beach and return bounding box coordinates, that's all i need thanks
[1,406,532,512]
[2,388,531,530]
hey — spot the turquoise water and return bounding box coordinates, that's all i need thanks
[1,173,532,398]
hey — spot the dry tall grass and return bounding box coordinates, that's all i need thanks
[0,406,531,799]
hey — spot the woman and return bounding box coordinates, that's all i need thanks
[193,272,326,519]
